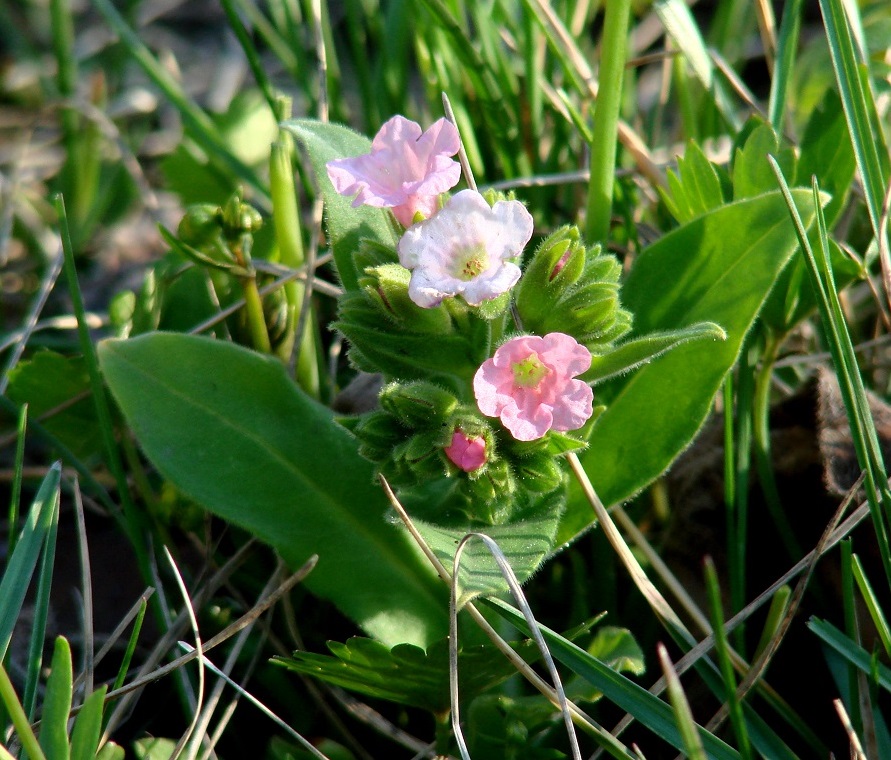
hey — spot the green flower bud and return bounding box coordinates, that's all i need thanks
[514,453,564,493]
[335,287,485,384]
[461,459,516,523]
[178,204,223,249]
[516,225,632,352]
[221,191,263,239]
[379,381,459,429]
[353,239,399,272]
[346,410,407,462]
[360,264,452,333]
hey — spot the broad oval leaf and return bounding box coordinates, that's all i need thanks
[98,333,446,647]
[560,189,818,541]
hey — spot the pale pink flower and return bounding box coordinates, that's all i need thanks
[473,333,593,441]
[444,430,487,472]
[397,189,533,308]
[325,115,461,227]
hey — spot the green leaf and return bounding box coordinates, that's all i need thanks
[796,89,857,229]
[589,626,646,676]
[281,119,398,292]
[0,464,60,663]
[70,686,107,760]
[566,626,646,704]
[274,635,521,712]
[414,490,565,604]
[132,738,177,760]
[585,322,726,385]
[483,598,740,760]
[660,141,726,224]
[560,190,819,541]
[95,744,124,760]
[98,333,446,647]
[732,121,796,201]
[6,352,102,462]
[39,637,72,760]
[160,91,277,207]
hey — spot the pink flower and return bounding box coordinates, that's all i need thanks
[473,333,593,441]
[444,430,487,472]
[326,115,461,227]
[397,190,533,308]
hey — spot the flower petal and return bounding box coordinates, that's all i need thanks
[473,332,593,440]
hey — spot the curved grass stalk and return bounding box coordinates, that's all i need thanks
[380,477,637,759]
[449,532,581,760]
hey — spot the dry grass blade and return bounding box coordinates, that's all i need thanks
[310,0,328,122]
[450,532,582,760]
[188,259,340,338]
[73,587,154,691]
[442,92,477,192]
[833,698,867,760]
[0,247,63,395]
[164,546,206,760]
[754,0,778,72]
[877,176,891,318]
[524,0,665,188]
[566,453,694,646]
[101,553,316,712]
[73,477,95,698]
[179,643,332,760]
[189,567,282,760]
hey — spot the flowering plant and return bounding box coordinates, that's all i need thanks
[321,114,722,526]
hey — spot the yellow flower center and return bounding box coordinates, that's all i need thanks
[453,243,490,281]
[512,352,550,388]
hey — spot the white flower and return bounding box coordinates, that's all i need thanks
[397,190,533,308]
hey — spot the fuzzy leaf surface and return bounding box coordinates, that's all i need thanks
[415,490,565,605]
[560,190,818,541]
[98,333,446,647]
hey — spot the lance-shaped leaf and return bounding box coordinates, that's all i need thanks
[98,333,446,647]
[560,189,819,541]
[282,119,399,292]
[585,322,726,385]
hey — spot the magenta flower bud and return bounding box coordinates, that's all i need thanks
[550,246,574,280]
[444,430,487,472]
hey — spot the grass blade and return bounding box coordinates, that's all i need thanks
[657,644,707,760]
[770,159,891,585]
[70,686,108,760]
[39,637,73,760]
[0,464,60,662]
[56,195,151,587]
[818,0,890,246]
[483,596,740,759]
[0,664,47,760]
[22,498,59,720]
[89,0,267,202]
